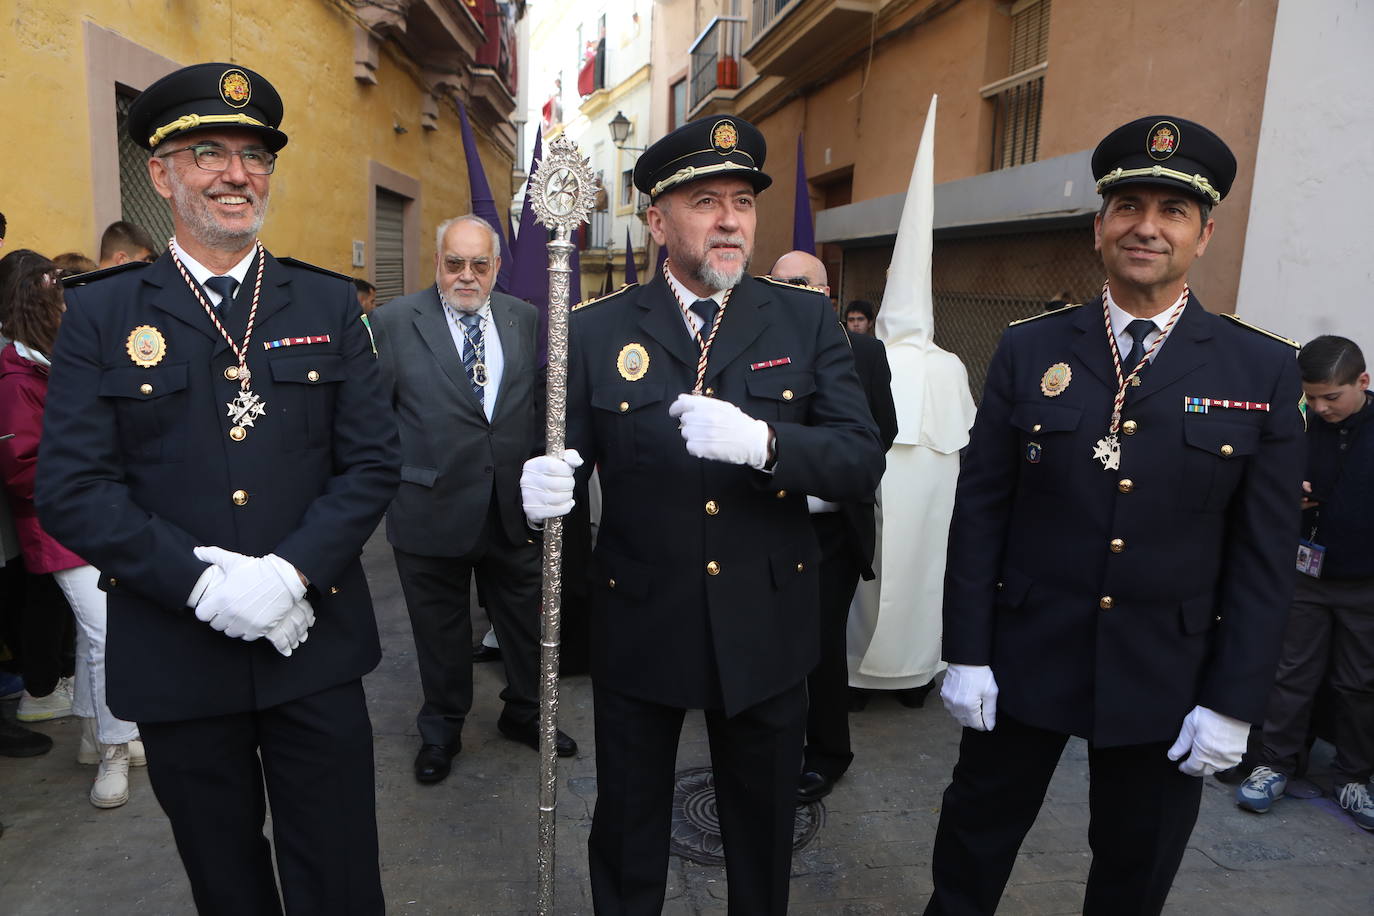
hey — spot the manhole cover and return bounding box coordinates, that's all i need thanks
[668,766,822,865]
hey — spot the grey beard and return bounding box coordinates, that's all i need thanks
[172,180,268,251]
[693,256,747,292]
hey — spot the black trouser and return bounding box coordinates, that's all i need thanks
[10,567,75,696]
[589,681,807,916]
[392,507,542,749]
[925,714,1202,916]
[138,679,383,916]
[1258,573,1374,784]
[803,512,861,778]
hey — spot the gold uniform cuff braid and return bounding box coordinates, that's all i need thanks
[1095,166,1221,203]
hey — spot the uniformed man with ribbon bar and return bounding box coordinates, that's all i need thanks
[924,116,1305,915]
[520,116,885,914]
[36,63,399,914]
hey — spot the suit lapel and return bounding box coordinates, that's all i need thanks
[1126,296,1212,406]
[147,256,220,344]
[488,296,522,421]
[637,274,700,371]
[413,287,485,415]
[702,277,768,387]
[1069,297,1117,390]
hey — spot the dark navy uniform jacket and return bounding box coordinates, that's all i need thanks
[36,253,400,723]
[567,272,885,716]
[943,295,1304,746]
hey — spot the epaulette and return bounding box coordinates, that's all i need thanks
[759,275,827,296]
[60,260,149,288]
[1221,313,1300,350]
[573,282,639,312]
[276,257,354,283]
[1008,303,1082,327]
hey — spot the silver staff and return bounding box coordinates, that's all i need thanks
[527,134,597,915]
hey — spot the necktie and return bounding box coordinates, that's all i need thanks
[458,311,485,406]
[204,275,237,318]
[1124,318,1155,375]
[689,298,718,343]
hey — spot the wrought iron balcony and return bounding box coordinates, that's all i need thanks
[689,16,747,112]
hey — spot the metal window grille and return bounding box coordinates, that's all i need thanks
[374,189,407,305]
[840,224,1104,400]
[988,0,1050,171]
[116,92,173,250]
[752,0,795,42]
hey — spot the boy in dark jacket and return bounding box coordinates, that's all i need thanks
[1237,335,1374,830]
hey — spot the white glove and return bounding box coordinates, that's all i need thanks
[520,449,584,524]
[667,393,771,469]
[940,664,999,731]
[192,547,306,641]
[265,597,316,657]
[1167,705,1250,776]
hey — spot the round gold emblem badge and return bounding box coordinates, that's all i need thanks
[126,325,167,368]
[711,120,739,154]
[220,69,252,108]
[1146,120,1180,161]
[1040,362,1071,397]
[617,343,650,382]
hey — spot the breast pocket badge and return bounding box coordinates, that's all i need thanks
[617,343,650,381]
[1026,441,1042,464]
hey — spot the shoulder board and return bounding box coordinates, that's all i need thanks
[1008,303,1082,327]
[1221,313,1300,349]
[60,260,149,288]
[573,282,639,312]
[759,275,827,296]
[276,257,354,283]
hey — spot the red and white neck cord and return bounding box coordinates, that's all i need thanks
[1101,281,1188,436]
[169,238,265,391]
[663,257,732,394]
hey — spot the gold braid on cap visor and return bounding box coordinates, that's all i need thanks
[650,161,757,199]
[149,113,270,148]
[1096,166,1221,203]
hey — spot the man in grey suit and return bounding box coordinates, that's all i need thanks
[371,214,576,785]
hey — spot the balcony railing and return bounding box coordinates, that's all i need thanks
[751,0,795,42]
[689,16,746,111]
[981,63,1047,171]
[585,210,611,250]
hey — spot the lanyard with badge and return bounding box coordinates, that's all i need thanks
[170,239,268,438]
[1296,424,1361,578]
[1091,283,1188,470]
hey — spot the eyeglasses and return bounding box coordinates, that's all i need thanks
[443,257,493,277]
[161,143,277,175]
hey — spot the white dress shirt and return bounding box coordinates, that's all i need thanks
[171,238,256,308]
[1104,286,1188,366]
[442,296,505,421]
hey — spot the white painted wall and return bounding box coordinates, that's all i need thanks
[1236,0,1374,348]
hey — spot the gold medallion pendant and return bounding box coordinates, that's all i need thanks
[126,326,167,368]
[1040,362,1071,397]
[617,343,650,381]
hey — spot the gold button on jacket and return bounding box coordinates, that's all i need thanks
[706,560,721,576]
[231,489,248,506]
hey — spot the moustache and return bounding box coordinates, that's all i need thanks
[707,235,746,249]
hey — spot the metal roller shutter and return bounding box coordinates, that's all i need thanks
[375,189,407,305]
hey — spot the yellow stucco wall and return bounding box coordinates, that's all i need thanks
[0,0,513,292]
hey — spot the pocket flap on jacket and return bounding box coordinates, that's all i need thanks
[400,465,438,487]
[591,382,665,414]
[268,353,346,384]
[1010,401,1082,434]
[97,363,189,400]
[1182,418,1260,458]
[593,546,654,599]
[746,370,817,402]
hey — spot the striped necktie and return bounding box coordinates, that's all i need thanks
[458,311,484,406]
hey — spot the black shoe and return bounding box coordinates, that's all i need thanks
[472,644,503,663]
[414,742,459,784]
[797,770,835,804]
[0,718,53,758]
[847,688,871,712]
[497,717,577,757]
[895,681,936,709]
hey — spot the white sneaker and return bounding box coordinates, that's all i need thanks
[16,676,74,722]
[1336,781,1374,831]
[77,718,146,767]
[90,743,130,809]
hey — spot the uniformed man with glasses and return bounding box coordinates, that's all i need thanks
[37,63,399,914]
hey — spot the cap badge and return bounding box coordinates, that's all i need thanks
[1040,362,1071,397]
[617,343,650,381]
[711,120,739,155]
[220,69,252,109]
[126,325,167,368]
[1147,120,1180,161]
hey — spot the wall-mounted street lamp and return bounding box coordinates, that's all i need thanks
[608,110,647,151]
